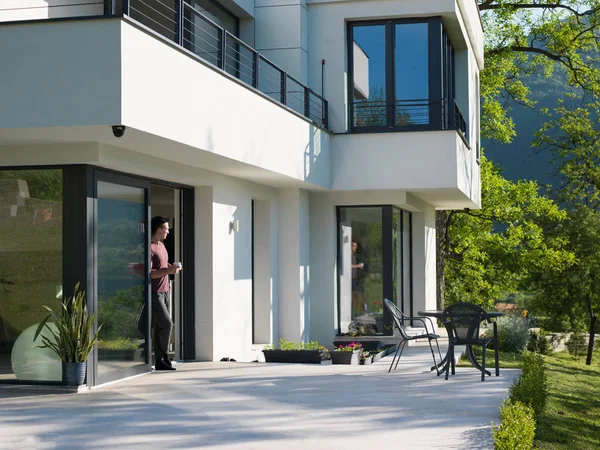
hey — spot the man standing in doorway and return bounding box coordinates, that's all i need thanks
[150,216,181,371]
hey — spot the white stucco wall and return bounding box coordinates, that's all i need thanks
[0,0,103,22]
[331,131,480,208]
[277,188,310,343]
[255,0,308,83]
[119,20,331,189]
[0,20,122,128]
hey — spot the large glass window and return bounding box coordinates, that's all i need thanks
[0,169,63,382]
[338,206,412,336]
[349,18,456,132]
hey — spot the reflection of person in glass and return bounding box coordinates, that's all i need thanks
[351,239,365,315]
[150,216,181,371]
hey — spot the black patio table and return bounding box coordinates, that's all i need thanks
[418,309,503,377]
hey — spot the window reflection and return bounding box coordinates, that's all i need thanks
[339,207,384,335]
[0,170,63,382]
[339,206,412,336]
[352,25,387,127]
[395,23,429,125]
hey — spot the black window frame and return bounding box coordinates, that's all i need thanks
[347,16,456,134]
[336,205,413,337]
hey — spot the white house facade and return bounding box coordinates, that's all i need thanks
[0,0,482,387]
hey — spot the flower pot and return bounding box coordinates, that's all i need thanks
[331,350,361,365]
[361,355,373,365]
[62,362,86,386]
[262,350,322,364]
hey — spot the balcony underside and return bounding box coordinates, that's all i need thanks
[0,18,331,189]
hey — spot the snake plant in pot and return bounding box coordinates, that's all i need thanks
[34,283,102,386]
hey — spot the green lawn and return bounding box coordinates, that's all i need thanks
[534,352,600,449]
[460,348,600,449]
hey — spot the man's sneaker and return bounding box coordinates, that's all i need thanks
[155,360,176,371]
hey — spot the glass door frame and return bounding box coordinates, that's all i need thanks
[336,205,413,336]
[90,169,152,386]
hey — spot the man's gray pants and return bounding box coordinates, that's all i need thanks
[152,291,173,361]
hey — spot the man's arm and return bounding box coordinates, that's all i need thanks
[151,265,179,279]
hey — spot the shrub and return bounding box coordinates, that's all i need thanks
[271,339,324,351]
[566,332,587,357]
[493,400,535,450]
[509,351,548,418]
[526,330,553,355]
[486,315,530,353]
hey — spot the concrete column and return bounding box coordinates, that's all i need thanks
[277,188,310,342]
[411,206,437,316]
[254,0,308,83]
[308,193,337,348]
[253,199,272,344]
[194,186,214,360]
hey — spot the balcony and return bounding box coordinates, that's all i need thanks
[350,98,468,143]
[0,0,328,130]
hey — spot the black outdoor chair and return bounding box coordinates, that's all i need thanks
[442,302,494,381]
[383,299,443,374]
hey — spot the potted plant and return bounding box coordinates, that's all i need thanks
[331,342,362,365]
[360,350,373,365]
[263,339,326,364]
[34,283,102,386]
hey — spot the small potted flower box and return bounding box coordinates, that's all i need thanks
[360,352,373,365]
[262,339,324,364]
[331,342,362,365]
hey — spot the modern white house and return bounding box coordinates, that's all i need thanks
[0,0,482,387]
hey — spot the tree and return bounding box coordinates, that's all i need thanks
[531,99,600,364]
[441,156,572,310]
[479,0,600,143]
[437,1,600,309]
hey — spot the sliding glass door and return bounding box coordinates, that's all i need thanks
[95,173,151,385]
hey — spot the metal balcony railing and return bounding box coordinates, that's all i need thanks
[123,0,329,128]
[350,98,467,142]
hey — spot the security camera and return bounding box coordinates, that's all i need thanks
[112,125,126,138]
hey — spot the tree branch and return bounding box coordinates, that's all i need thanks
[480,2,591,17]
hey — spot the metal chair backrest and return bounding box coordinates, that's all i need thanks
[384,298,411,340]
[442,302,487,344]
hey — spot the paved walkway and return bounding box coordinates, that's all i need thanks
[0,341,519,450]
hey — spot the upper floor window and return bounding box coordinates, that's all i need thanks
[348,18,464,137]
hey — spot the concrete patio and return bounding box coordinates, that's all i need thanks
[0,341,519,449]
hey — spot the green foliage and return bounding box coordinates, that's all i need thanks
[444,157,572,308]
[566,332,587,357]
[527,330,553,355]
[98,286,144,341]
[275,339,324,351]
[493,400,536,450]
[509,351,548,418]
[528,207,600,354]
[97,338,139,351]
[0,169,62,202]
[487,315,530,353]
[33,283,102,363]
[479,1,600,143]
